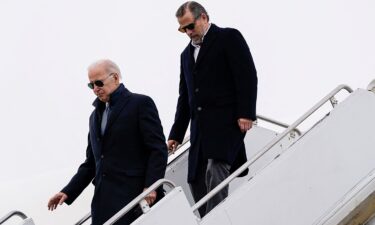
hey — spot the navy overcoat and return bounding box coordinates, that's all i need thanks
[62,84,168,225]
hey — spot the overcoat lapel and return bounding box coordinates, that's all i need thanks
[92,100,103,139]
[103,92,131,136]
[185,44,195,77]
[194,24,219,68]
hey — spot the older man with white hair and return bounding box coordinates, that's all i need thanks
[47,59,168,225]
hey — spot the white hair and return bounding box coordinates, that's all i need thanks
[88,59,122,79]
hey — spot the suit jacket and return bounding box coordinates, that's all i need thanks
[169,24,257,182]
[62,84,168,225]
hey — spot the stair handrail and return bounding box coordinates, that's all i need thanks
[168,114,302,163]
[192,84,353,213]
[74,212,91,225]
[103,179,176,225]
[0,210,28,224]
[256,115,302,136]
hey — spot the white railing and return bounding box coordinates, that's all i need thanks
[75,179,176,225]
[0,210,28,224]
[192,84,353,213]
[103,179,175,225]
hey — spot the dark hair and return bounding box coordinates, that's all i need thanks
[175,1,209,21]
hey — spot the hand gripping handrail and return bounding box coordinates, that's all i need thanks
[74,179,176,225]
[0,211,28,224]
[192,84,353,213]
[103,179,175,225]
[167,136,190,157]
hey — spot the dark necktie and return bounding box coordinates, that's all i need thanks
[101,103,110,135]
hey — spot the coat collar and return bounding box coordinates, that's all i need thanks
[92,83,129,109]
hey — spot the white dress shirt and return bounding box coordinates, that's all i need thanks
[191,23,212,61]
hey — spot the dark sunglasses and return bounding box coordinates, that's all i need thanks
[178,15,202,33]
[178,22,196,33]
[88,73,115,89]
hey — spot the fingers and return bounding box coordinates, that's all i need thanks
[59,193,67,205]
[48,197,57,211]
[48,192,67,211]
[47,199,54,211]
[238,118,253,133]
[48,195,57,211]
[167,140,180,154]
[144,191,157,205]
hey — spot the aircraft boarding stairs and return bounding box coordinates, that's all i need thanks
[105,81,375,225]
[2,80,375,225]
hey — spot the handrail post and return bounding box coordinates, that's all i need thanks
[330,96,338,107]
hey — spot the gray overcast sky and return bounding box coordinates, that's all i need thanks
[0,0,374,224]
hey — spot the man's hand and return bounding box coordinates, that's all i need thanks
[143,188,157,205]
[167,140,180,154]
[237,118,253,133]
[47,192,68,211]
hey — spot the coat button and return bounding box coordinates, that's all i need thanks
[102,173,106,177]
[97,138,100,142]
[197,107,202,111]
[195,88,199,93]
[101,155,104,159]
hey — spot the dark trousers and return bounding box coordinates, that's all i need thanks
[190,158,230,217]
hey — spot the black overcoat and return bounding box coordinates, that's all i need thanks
[62,84,168,225]
[169,24,257,182]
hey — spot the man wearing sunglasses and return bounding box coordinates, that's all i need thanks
[168,1,258,217]
[48,59,168,225]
